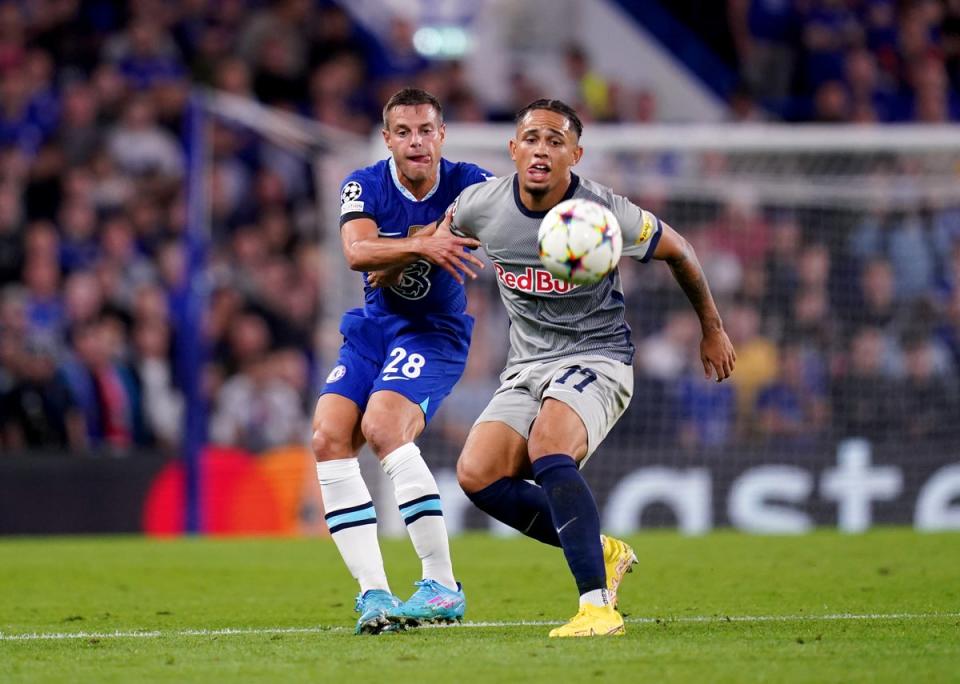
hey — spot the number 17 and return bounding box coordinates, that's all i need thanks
[555,365,597,393]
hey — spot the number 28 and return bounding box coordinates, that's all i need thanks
[383,346,426,380]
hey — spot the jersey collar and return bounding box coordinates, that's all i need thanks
[389,156,441,202]
[512,173,580,218]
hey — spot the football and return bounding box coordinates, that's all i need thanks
[537,198,623,285]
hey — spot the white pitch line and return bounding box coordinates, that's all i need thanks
[2,612,958,642]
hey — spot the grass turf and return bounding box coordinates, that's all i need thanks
[1,529,958,683]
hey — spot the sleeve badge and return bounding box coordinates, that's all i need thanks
[341,181,363,204]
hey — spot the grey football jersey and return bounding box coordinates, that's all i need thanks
[451,173,663,366]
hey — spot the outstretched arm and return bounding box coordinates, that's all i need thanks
[651,222,736,381]
[341,216,484,284]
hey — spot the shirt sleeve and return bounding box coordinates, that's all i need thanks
[612,192,663,263]
[464,163,496,185]
[448,187,478,239]
[339,172,377,227]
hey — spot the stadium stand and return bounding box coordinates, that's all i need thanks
[0,3,957,535]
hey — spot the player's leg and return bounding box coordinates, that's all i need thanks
[363,328,469,624]
[458,417,635,615]
[363,389,460,590]
[529,358,636,636]
[527,399,624,637]
[313,313,400,634]
[456,418,561,547]
[312,393,402,634]
[527,399,606,599]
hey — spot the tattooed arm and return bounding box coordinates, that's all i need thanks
[652,222,737,381]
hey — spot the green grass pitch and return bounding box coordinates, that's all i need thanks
[1,529,958,683]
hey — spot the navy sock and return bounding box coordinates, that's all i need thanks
[466,477,560,547]
[531,454,606,596]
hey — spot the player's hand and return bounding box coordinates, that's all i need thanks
[367,266,404,288]
[416,210,484,284]
[701,327,736,382]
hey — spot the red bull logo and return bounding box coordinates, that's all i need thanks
[493,263,579,294]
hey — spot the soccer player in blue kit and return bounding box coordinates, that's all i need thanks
[312,88,491,634]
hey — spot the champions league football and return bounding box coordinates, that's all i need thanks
[537,198,623,285]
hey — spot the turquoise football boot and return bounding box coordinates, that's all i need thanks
[387,579,466,627]
[354,589,402,635]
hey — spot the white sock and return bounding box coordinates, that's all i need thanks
[316,458,390,594]
[381,442,457,591]
[579,588,610,609]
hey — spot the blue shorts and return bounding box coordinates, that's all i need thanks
[320,308,473,423]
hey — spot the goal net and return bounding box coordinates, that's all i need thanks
[433,124,960,535]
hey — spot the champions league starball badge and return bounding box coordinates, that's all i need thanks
[341,181,362,203]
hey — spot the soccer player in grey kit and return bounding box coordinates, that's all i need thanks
[445,99,736,637]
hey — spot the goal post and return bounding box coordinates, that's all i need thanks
[181,90,368,532]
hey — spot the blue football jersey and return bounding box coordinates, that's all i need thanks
[339,157,492,318]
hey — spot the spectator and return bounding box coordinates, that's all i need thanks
[832,326,897,441]
[61,316,140,452]
[58,197,100,274]
[675,344,738,449]
[847,257,908,338]
[939,285,960,371]
[705,189,770,266]
[132,317,183,450]
[367,15,430,102]
[844,47,897,122]
[0,3,25,72]
[851,209,939,302]
[0,183,24,286]
[755,343,829,445]
[790,285,836,353]
[801,1,863,92]
[908,55,959,122]
[210,349,307,453]
[763,213,801,326]
[728,0,799,103]
[106,96,185,184]
[0,68,45,158]
[108,19,185,92]
[892,333,958,441]
[63,270,104,331]
[813,80,851,121]
[727,82,770,122]
[638,309,701,383]
[98,214,156,295]
[725,301,778,436]
[22,256,64,343]
[237,0,311,87]
[1,337,86,450]
[563,44,613,121]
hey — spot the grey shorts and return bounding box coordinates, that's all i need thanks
[474,354,634,462]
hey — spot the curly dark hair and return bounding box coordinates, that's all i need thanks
[515,98,583,139]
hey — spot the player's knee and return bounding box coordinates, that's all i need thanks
[456,452,495,494]
[311,424,353,461]
[360,412,403,458]
[528,423,588,461]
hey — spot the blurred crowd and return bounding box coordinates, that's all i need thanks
[429,190,960,454]
[1,0,959,458]
[728,0,960,122]
[0,0,337,454]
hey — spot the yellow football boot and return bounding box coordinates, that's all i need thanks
[549,603,625,638]
[601,534,638,609]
